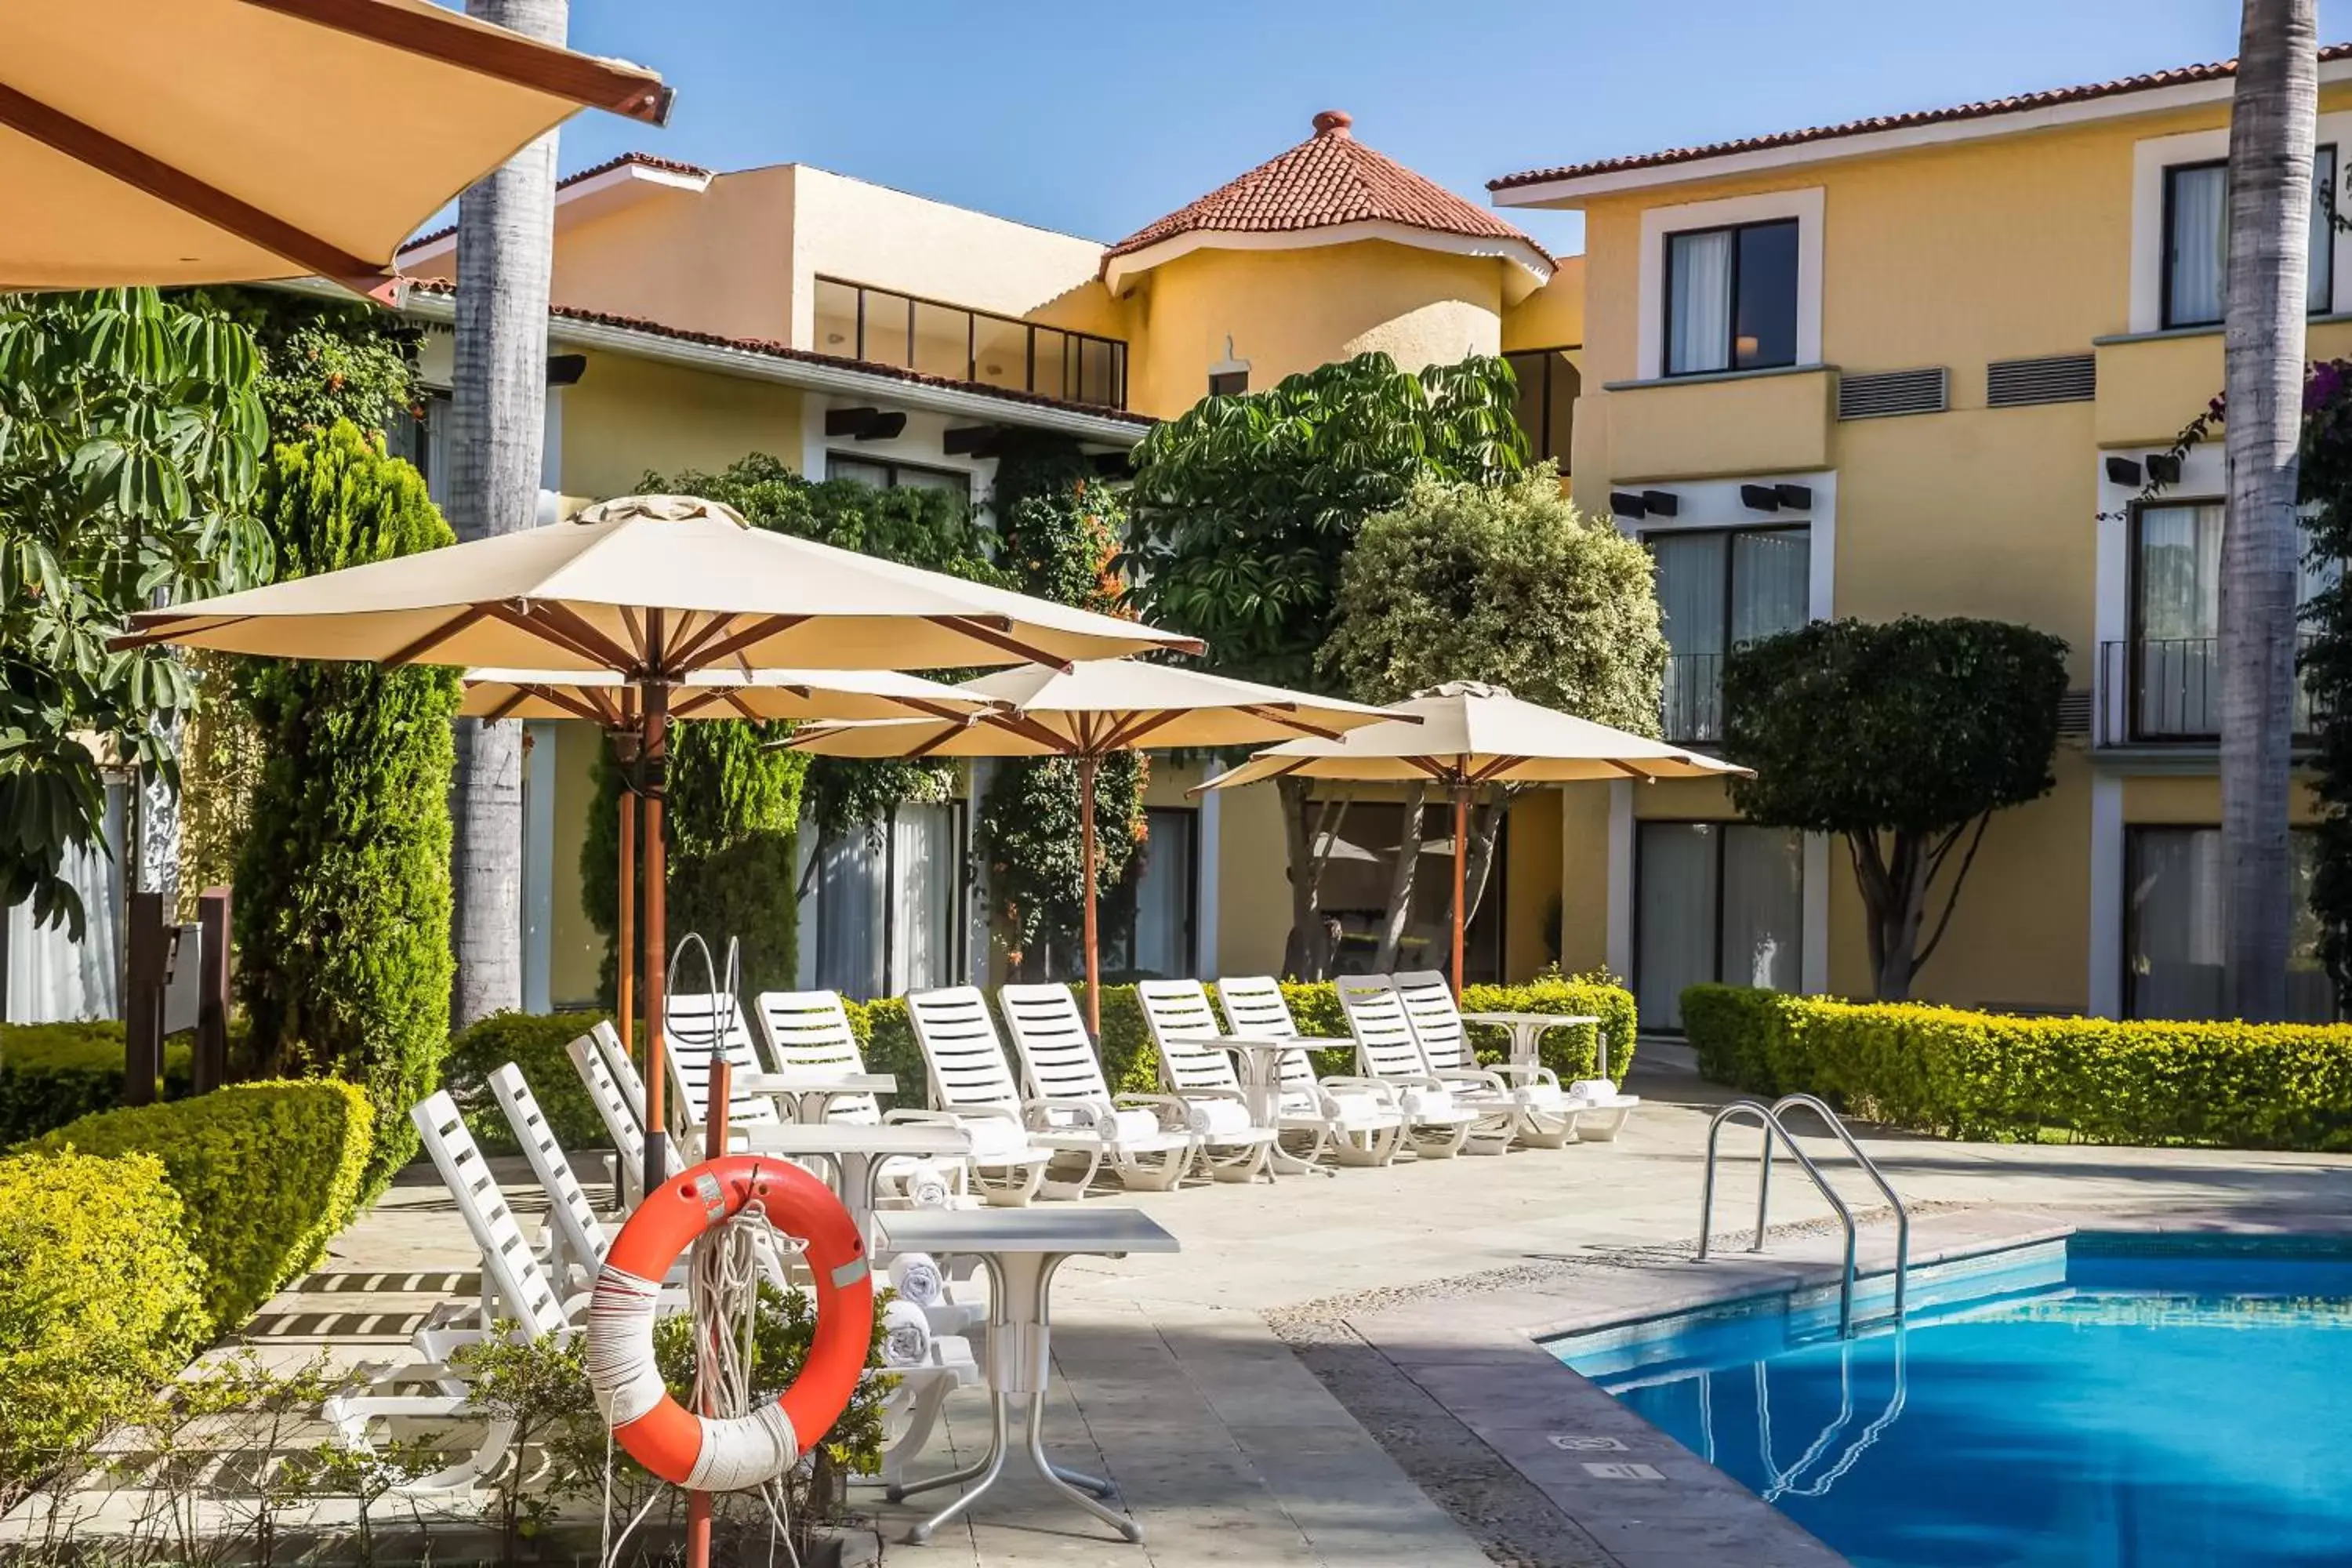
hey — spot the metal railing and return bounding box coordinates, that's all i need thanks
[2094,635,2323,746]
[1698,1094,1911,1338]
[811,275,1129,410]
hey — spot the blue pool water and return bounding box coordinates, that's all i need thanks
[1554,1237,2352,1568]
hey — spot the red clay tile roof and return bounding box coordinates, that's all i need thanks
[397,278,1152,428]
[398,151,713,254]
[1490,44,2352,191]
[1108,111,1548,268]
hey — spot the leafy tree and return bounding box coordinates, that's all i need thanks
[1722,616,2068,1001]
[0,289,270,937]
[1325,468,1665,968]
[2296,360,2352,1002]
[1124,351,1526,975]
[236,422,459,1192]
[580,454,992,997]
[978,437,1149,978]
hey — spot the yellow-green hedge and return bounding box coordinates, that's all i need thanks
[443,1008,607,1156]
[0,1022,194,1144]
[1681,983,2352,1148]
[37,1080,374,1329]
[0,1148,209,1495]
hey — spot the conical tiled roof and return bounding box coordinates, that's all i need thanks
[1103,111,1549,278]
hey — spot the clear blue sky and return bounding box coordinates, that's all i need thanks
[545,1,2352,258]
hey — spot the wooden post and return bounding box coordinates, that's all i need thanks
[125,890,165,1106]
[194,887,230,1093]
[616,775,637,1052]
[683,1054,729,1568]
[1079,752,1100,1038]
[1450,782,1469,996]
[640,615,672,1206]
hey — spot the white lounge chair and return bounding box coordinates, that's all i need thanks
[1131,980,1282,1183]
[898,986,1095,1206]
[1334,975,1496,1157]
[1393,971,1592,1149]
[662,989,789,1142]
[997,982,1203,1193]
[1211,975,1406,1168]
[565,1025,671,1210]
[488,1062,622,1296]
[751,988,978,1209]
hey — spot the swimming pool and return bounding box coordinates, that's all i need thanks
[1552,1235,2352,1568]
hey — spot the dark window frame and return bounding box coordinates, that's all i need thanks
[1661,218,1801,379]
[1207,368,1249,397]
[2122,822,2334,1022]
[814,274,1128,409]
[1641,521,1813,744]
[1108,805,1203,978]
[1503,344,1581,463]
[823,452,975,501]
[1632,817,1806,1035]
[2160,146,2339,331]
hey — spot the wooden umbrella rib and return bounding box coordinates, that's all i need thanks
[617,604,646,660]
[668,612,739,669]
[385,604,491,666]
[1239,703,1344,741]
[981,710,1076,753]
[1468,754,1527,786]
[238,0,674,124]
[484,688,532,722]
[720,692,763,723]
[1099,710,1184,752]
[514,683,604,724]
[513,600,641,670]
[926,615,1075,673]
[108,614,250,652]
[906,724,967,761]
[474,601,609,669]
[0,83,387,296]
[1402,755,1457,785]
[685,615,808,671]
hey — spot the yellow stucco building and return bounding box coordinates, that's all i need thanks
[376,54,2335,1032]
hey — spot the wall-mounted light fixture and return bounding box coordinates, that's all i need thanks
[1610,491,1648,520]
[824,407,909,441]
[2146,453,2182,485]
[1739,483,1781,512]
[1773,482,1813,510]
[2104,456,2144,486]
[546,354,588,387]
[1639,489,1679,517]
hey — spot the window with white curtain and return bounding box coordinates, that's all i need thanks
[1647,527,1811,743]
[2,779,126,1023]
[1106,808,1197,980]
[2126,826,2332,1022]
[798,802,965,1001]
[1635,821,1805,1033]
[1664,219,1799,376]
[2130,501,2328,737]
[2162,145,2336,328]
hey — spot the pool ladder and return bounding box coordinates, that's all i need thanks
[1697,1094,1911,1338]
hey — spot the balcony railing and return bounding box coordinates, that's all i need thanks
[2094,636,2324,746]
[1662,652,1726,745]
[811,275,1128,410]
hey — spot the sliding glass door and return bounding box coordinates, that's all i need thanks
[800,801,966,1000]
[1635,820,1804,1031]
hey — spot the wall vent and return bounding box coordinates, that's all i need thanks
[1987,353,2096,408]
[1838,367,1947,419]
[2056,688,2093,737]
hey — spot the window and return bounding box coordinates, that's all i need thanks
[1208,368,1250,397]
[1504,347,1579,465]
[385,390,452,510]
[2125,826,2332,1022]
[2162,145,2337,328]
[1635,821,1804,1033]
[1646,526,1811,743]
[1664,219,1798,376]
[799,803,966,1000]
[825,452,972,506]
[1311,801,1506,982]
[2128,501,2328,738]
[1105,808,1198,979]
[811,276,1128,408]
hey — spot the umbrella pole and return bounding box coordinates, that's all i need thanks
[640,641,672,1203]
[1080,753,1101,1039]
[616,765,636,1053]
[1450,780,1469,996]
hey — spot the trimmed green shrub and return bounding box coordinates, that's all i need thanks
[0,1022,192,1144]
[444,1009,608,1155]
[237,421,459,1194]
[1682,984,2352,1149]
[38,1080,374,1329]
[0,1147,210,1496]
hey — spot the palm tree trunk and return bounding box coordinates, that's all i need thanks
[2222,0,2317,1022]
[447,0,565,1028]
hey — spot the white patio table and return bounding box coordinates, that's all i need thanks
[739,1069,899,1124]
[1461,1010,1608,1075]
[1186,1033,1354,1178]
[733,1121,969,1248]
[873,1207,1179,1544]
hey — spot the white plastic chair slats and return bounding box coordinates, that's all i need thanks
[1136,980,1246,1094]
[754,989,880,1124]
[662,990,779,1130]
[1215,975,1320,1099]
[906,987,1025,1115]
[999,983,1114,1102]
[1338,975,1428,1079]
[1393,971,1474,1072]
[409,1091,568,1341]
[488,1063,605,1269]
[590,1020,647,1127]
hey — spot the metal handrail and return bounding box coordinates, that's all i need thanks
[1770,1093,1911,1323]
[1699,1102,1860,1334]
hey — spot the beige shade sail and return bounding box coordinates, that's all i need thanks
[1196,681,1748,990]
[0,0,669,293]
[116,495,1203,672]
[459,666,998,724]
[778,657,1398,759]
[1196,681,1750,792]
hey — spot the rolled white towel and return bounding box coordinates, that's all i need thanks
[889,1251,946,1308]
[1185,1098,1254,1138]
[906,1161,954,1210]
[880,1298,933,1369]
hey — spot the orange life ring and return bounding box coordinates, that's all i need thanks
[583,1155,872,1490]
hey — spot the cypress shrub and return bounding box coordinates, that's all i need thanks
[443,1009,608,1155]
[39,1080,374,1330]
[236,420,459,1192]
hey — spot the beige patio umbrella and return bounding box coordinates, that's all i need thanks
[781,659,1399,1035]
[2,0,671,296]
[460,665,1001,1051]
[1198,681,1751,992]
[114,495,1198,1192]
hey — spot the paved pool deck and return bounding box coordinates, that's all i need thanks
[244,1044,2352,1566]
